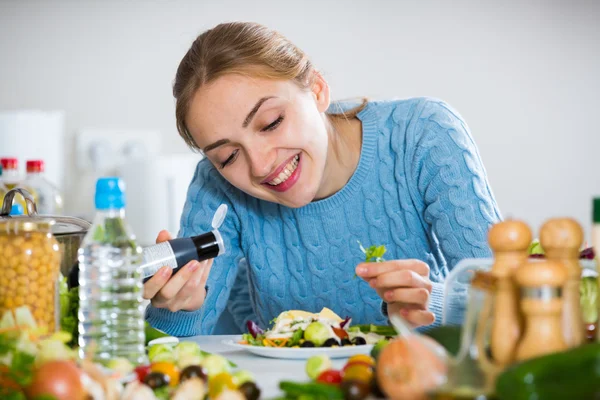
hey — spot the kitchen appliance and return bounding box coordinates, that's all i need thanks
[118,153,201,246]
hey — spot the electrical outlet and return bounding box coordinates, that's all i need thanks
[75,129,161,173]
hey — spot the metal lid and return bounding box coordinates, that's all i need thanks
[0,188,91,236]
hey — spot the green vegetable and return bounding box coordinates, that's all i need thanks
[527,239,544,255]
[199,354,231,377]
[173,341,202,360]
[279,381,344,399]
[496,342,600,400]
[303,322,330,346]
[347,324,397,337]
[58,277,78,347]
[153,385,171,400]
[423,325,462,356]
[233,370,255,386]
[288,329,304,347]
[355,242,387,278]
[305,355,332,380]
[148,343,174,363]
[0,330,36,397]
[145,322,170,345]
[106,357,134,375]
[242,333,264,347]
[370,339,389,360]
[580,276,598,324]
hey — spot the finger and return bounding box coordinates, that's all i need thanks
[382,287,430,305]
[356,259,429,279]
[158,261,201,301]
[155,230,173,244]
[370,270,433,292]
[400,308,435,327]
[143,267,173,300]
[173,260,210,301]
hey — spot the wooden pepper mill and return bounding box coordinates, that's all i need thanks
[515,258,568,361]
[487,220,532,366]
[540,218,585,348]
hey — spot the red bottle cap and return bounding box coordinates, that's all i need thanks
[0,158,18,170]
[26,160,44,173]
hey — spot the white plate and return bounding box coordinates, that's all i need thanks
[222,339,373,359]
[148,336,180,346]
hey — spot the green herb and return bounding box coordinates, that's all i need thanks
[279,381,344,399]
[355,241,387,278]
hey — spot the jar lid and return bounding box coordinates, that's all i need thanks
[0,188,91,236]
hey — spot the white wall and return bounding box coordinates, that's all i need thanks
[1,0,599,240]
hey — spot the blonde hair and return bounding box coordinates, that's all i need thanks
[173,21,366,151]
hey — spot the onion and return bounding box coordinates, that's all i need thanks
[376,335,448,400]
[25,360,87,400]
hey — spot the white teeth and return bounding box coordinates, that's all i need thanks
[267,155,300,186]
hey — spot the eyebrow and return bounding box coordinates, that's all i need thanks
[203,138,230,153]
[202,96,276,153]
[242,96,275,128]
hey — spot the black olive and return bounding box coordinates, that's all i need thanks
[300,341,315,347]
[341,338,352,346]
[352,337,367,346]
[180,365,207,383]
[341,380,370,400]
[239,381,261,400]
[385,336,394,341]
[143,372,170,389]
[322,338,339,347]
[371,375,386,398]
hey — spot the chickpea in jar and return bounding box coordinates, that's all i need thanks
[0,220,61,330]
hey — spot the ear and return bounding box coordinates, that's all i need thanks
[311,72,330,113]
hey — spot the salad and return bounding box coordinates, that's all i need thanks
[241,308,396,348]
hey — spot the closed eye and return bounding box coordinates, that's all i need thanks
[261,115,284,132]
[219,149,239,169]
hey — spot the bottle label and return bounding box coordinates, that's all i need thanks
[141,242,177,279]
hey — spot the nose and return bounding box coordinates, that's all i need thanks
[247,142,277,179]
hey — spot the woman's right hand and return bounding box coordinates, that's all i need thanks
[143,230,213,312]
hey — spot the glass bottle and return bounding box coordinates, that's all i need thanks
[428,271,499,400]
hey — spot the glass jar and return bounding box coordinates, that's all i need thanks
[0,219,61,331]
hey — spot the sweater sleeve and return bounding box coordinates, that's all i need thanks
[407,99,502,327]
[145,160,248,336]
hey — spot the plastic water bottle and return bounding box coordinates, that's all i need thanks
[77,177,146,365]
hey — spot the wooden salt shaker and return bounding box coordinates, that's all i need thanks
[487,220,532,366]
[540,218,585,348]
[515,259,568,361]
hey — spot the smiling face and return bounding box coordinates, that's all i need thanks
[185,73,332,207]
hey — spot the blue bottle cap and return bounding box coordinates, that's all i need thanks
[95,177,126,210]
[10,203,24,216]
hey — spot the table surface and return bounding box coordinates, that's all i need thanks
[186,335,353,399]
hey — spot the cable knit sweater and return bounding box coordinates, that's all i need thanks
[145,97,502,336]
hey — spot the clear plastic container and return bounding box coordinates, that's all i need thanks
[23,160,64,215]
[0,219,61,330]
[78,177,146,364]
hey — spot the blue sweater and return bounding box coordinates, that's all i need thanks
[145,98,502,336]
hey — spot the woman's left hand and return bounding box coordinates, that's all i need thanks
[355,260,435,328]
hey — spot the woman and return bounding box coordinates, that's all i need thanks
[144,21,502,336]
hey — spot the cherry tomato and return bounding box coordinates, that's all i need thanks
[316,370,343,385]
[150,362,179,387]
[342,364,374,385]
[134,365,151,382]
[346,355,375,368]
[208,372,237,398]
